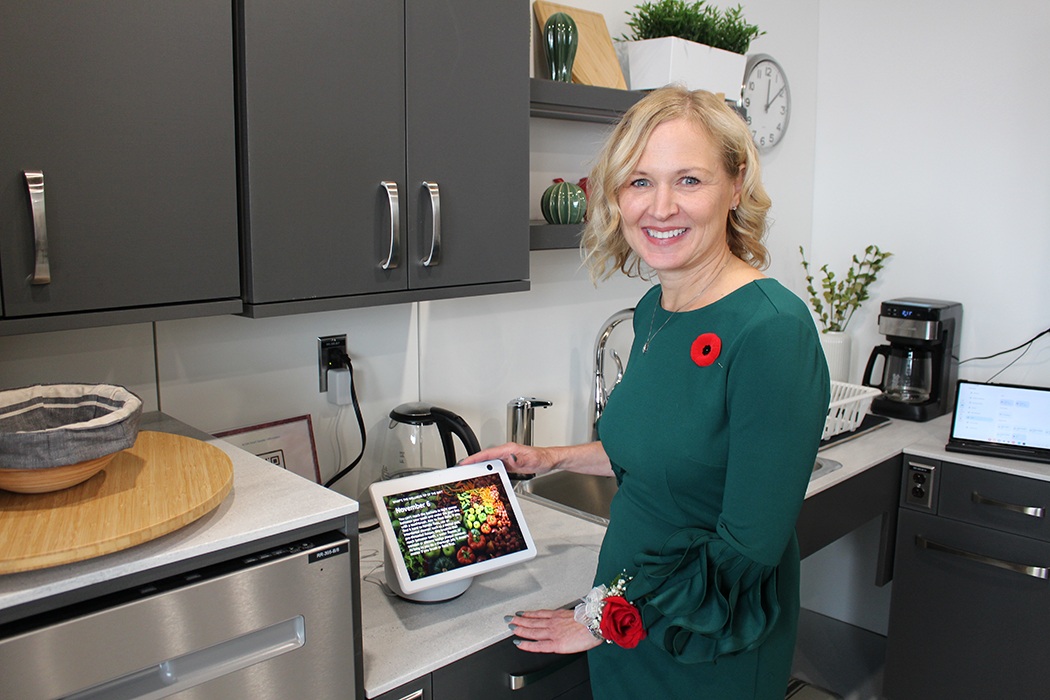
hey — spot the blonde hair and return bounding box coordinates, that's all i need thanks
[581,85,771,282]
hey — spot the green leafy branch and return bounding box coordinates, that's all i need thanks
[800,245,892,333]
[622,1,764,55]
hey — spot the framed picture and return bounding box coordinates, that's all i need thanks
[215,415,321,484]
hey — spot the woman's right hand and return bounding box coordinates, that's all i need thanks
[459,442,555,477]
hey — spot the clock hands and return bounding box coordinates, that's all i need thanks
[765,84,786,112]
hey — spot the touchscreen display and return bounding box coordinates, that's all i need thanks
[953,382,1050,450]
[382,473,529,581]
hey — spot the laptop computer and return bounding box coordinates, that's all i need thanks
[946,380,1050,464]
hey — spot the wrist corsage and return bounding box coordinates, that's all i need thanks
[574,571,647,649]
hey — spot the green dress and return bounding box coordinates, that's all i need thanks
[590,279,830,700]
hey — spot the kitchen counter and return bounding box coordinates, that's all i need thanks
[359,495,607,698]
[0,411,359,624]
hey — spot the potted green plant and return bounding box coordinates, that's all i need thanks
[799,245,892,381]
[617,1,763,95]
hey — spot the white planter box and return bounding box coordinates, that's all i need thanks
[616,36,746,97]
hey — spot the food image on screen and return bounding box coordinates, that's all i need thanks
[383,474,528,581]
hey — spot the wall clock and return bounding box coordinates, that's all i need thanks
[740,53,791,152]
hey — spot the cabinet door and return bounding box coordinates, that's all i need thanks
[431,636,589,700]
[885,508,1050,699]
[0,1,239,317]
[404,0,530,290]
[240,0,408,304]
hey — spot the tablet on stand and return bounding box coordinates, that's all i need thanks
[369,460,537,602]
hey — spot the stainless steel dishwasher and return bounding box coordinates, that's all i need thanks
[0,530,358,700]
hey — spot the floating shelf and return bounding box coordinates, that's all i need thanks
[529,78,645,124]
[530,222,583,250]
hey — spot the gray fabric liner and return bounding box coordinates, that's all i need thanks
[0,385,143,470]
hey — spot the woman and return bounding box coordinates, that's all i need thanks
[464,86,829,699]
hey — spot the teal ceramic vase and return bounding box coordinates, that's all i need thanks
[543,12,578,82]
[541,180,586,225]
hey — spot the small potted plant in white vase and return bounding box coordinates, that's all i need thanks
[800,245,892,383]
[616,0,763,96]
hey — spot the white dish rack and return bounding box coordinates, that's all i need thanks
[823,381,881,440]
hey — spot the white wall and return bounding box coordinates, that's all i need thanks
[811,0,1050,387]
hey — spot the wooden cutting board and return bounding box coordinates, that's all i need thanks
[0,431,233,574]
[534,1,627,89]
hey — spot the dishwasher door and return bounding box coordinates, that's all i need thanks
[0,531,357,700]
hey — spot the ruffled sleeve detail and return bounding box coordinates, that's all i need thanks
[626,527,780,664]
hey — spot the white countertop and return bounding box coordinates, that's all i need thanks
[0,412,358,620]
[359,495,607,698]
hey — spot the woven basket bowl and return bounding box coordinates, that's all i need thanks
[0,384,143,494]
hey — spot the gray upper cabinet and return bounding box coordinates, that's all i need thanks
[0,1,241,332]
[239,0,530,317]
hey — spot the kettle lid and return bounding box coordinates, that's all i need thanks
[389,402,438,425]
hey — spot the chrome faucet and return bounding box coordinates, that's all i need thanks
[591,308,635,440]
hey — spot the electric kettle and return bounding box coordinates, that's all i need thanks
[380,402,481,480]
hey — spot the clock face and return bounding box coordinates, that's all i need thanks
[741,56,790,152]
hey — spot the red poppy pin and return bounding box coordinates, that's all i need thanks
[691,333,721,367]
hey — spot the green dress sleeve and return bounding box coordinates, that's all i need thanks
[625,311,830,663]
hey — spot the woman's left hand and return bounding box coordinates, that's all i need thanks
[508,608,603,654]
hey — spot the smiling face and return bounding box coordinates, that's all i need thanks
[617,118,743,285]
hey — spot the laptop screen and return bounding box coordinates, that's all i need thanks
[950,380,1050,451]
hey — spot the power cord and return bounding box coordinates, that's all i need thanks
[959,326,1050,383]
[324,351,367,490]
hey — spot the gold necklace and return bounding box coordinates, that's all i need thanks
[642,258,730,354]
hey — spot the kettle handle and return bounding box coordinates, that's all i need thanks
[863,345,891,390]
[430,406,481,467]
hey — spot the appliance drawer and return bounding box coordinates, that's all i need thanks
[938,462,1050,541]
[0,532,357,700]
[885,509,1050,699]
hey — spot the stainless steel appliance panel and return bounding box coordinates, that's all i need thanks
[0,533,356,700]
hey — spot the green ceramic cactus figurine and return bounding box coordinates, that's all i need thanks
[544,12,578,82]
[541,179,586,224]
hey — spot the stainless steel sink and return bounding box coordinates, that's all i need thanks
[523,457,843,523]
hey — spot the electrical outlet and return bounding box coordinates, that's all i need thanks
[318,334,348,392]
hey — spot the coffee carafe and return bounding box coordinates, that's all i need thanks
[380,402,481,480]
[862,299,962,421]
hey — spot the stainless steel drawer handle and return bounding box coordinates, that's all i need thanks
[380,181,400,270]
[23,170,51,284]
[972,491,1044,518]
[915,535,1049,580]
[394,690,423,700]
[508,652,580,690]
[421,181,441,267]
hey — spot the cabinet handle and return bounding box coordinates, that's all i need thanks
[23,171,51,284]
[915,535,1049,580]
[421,181,441,267]
[508,653,580,690]
[380,181,401,270]
[972,491,1044,518]
[394,691,423,700]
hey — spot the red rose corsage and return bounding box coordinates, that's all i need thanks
[574,571,647,649]
[690,332,721,367]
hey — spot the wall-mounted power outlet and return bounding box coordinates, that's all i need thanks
[318,334,348,392]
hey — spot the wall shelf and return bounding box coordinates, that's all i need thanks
[530,78,645,124]
[530,222,582,250]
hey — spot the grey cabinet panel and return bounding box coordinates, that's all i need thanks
[404,0,530,290]
[0,1,240,318]
[885,507,1050,699]
[241,0,530,313]
[239,0,408,304]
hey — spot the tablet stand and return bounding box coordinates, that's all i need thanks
[384,544,473,603]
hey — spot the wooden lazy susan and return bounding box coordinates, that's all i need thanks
[0,431,233,575]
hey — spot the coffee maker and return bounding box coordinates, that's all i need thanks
[862,298,962,421]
